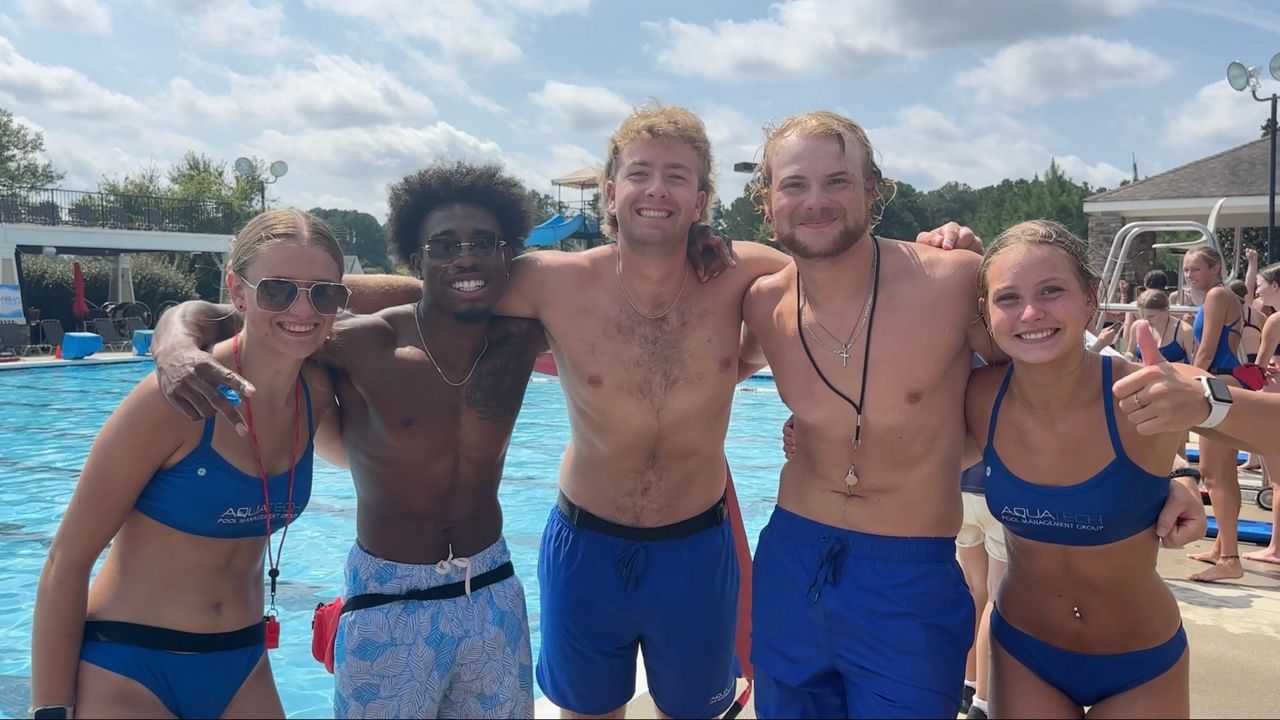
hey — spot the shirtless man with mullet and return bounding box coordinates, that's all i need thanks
[153,163,546,719]
[741,111,1206,719]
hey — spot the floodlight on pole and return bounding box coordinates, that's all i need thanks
[235,156,288,213]
[1228,57,1280,262]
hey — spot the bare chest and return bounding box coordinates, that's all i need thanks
[547,292,743,409]
[761,294,970,443]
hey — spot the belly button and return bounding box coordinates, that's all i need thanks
[587,375,603,388]
[906,392,922,404]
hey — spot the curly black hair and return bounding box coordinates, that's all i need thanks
[387,161,534,266]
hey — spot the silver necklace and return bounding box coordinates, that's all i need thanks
[414,303,488,387]
[617,248,689,320]
[800,247,878,368]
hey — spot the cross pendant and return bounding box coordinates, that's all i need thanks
[838,345,850,368]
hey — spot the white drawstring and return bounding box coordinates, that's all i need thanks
[433,544,473,600]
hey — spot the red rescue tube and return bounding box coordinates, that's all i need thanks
[725,465,753,681]
[533,352,558,377]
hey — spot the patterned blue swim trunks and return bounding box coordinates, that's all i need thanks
[334,537,533,719]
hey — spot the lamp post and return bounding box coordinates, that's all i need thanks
[1228,53,1280,263]
[234,157,289,213]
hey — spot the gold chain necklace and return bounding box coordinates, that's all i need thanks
[414,302,488,387]
[616,247,689,320]
[800,247,878,368]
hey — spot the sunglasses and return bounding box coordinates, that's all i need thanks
[239,276,351,315]
[422,236,507,261]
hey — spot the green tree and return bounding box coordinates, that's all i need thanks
[0,108,65,187]
[526,188,560,222]
[719,183,771,244]
[875,181,931,240]
[308,208,390,272]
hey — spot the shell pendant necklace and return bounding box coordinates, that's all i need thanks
[796,236,882,493]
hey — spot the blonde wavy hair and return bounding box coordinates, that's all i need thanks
[600,102,715,237]
[751,110,895,232]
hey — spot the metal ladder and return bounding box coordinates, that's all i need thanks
[1094,197,1241,330]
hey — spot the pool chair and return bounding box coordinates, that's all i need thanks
[92,318,131,352]
[38,319,65,355]
[0,322,35,357]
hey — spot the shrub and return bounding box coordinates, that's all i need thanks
[18,253,197,329]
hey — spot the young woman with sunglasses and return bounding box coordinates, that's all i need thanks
[31,209,345,719]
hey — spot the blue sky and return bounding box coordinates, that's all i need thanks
[1,0,1277,221]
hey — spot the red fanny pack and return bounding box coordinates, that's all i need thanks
[311,597,344,674]
[1233,363,1266,391]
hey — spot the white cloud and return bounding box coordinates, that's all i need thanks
[507,143,600,196]
[407,52,508,115]
[646,0,1154,81]
[17,0,111,35]
[700,104,766,199]
[306,1,513,66]
[0,36,147,120]
[169,0,309,57]
[244,123,504,181]
[872,105,1129,190]
[1164,79,1271,150]
[529,81,632,133]
[955,36,1171,108]
[305,0,590,67]
[42,125,213,191]
[164,55,436,128]
[1167,0,1280,33]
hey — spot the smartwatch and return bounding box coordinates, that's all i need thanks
[1197,376,1233,429]
[30,706,73,720]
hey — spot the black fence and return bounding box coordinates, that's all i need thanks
[0,186,240,235]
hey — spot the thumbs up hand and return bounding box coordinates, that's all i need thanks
[1112,322,1213,435]
[1130,320,1161,366]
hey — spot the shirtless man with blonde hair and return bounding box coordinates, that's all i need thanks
[741,111,1204,718]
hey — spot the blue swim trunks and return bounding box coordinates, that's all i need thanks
[537,492,739,718]
[751,506,974,719]
[334,538,533,719]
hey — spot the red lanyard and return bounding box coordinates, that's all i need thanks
[232,334,300,621]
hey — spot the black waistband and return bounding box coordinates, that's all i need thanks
[556,491,727,542]
[83,620,265,652]
[342,560,516,614]
[1210,366,1241,376]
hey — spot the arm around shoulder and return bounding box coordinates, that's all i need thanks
[343,273,423,314]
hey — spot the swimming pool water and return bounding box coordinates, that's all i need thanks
[0,362,789,718]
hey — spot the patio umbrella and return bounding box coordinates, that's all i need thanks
[72,261,89,321]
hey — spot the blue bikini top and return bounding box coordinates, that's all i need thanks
[1134,321,1187,364]
[135,377,314,538]
[983,359,1169,546]
[1193,305,1241,370]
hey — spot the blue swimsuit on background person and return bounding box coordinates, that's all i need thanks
[1193,305,1241,371]
[79,378,314,719]
[982,360,1186,708]
[1134,322,1188,364]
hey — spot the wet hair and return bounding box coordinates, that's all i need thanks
[978,220,1100,322]
[600,102,715,237]
[1228,279,1249,299]
[1136,288,1170,311]
[752,110,894,231]
[1142,269,1168,292]
[229,209,343,278]
[1261,262,1280,286]
[1185,246,1224,270]
[387,161,533,266]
